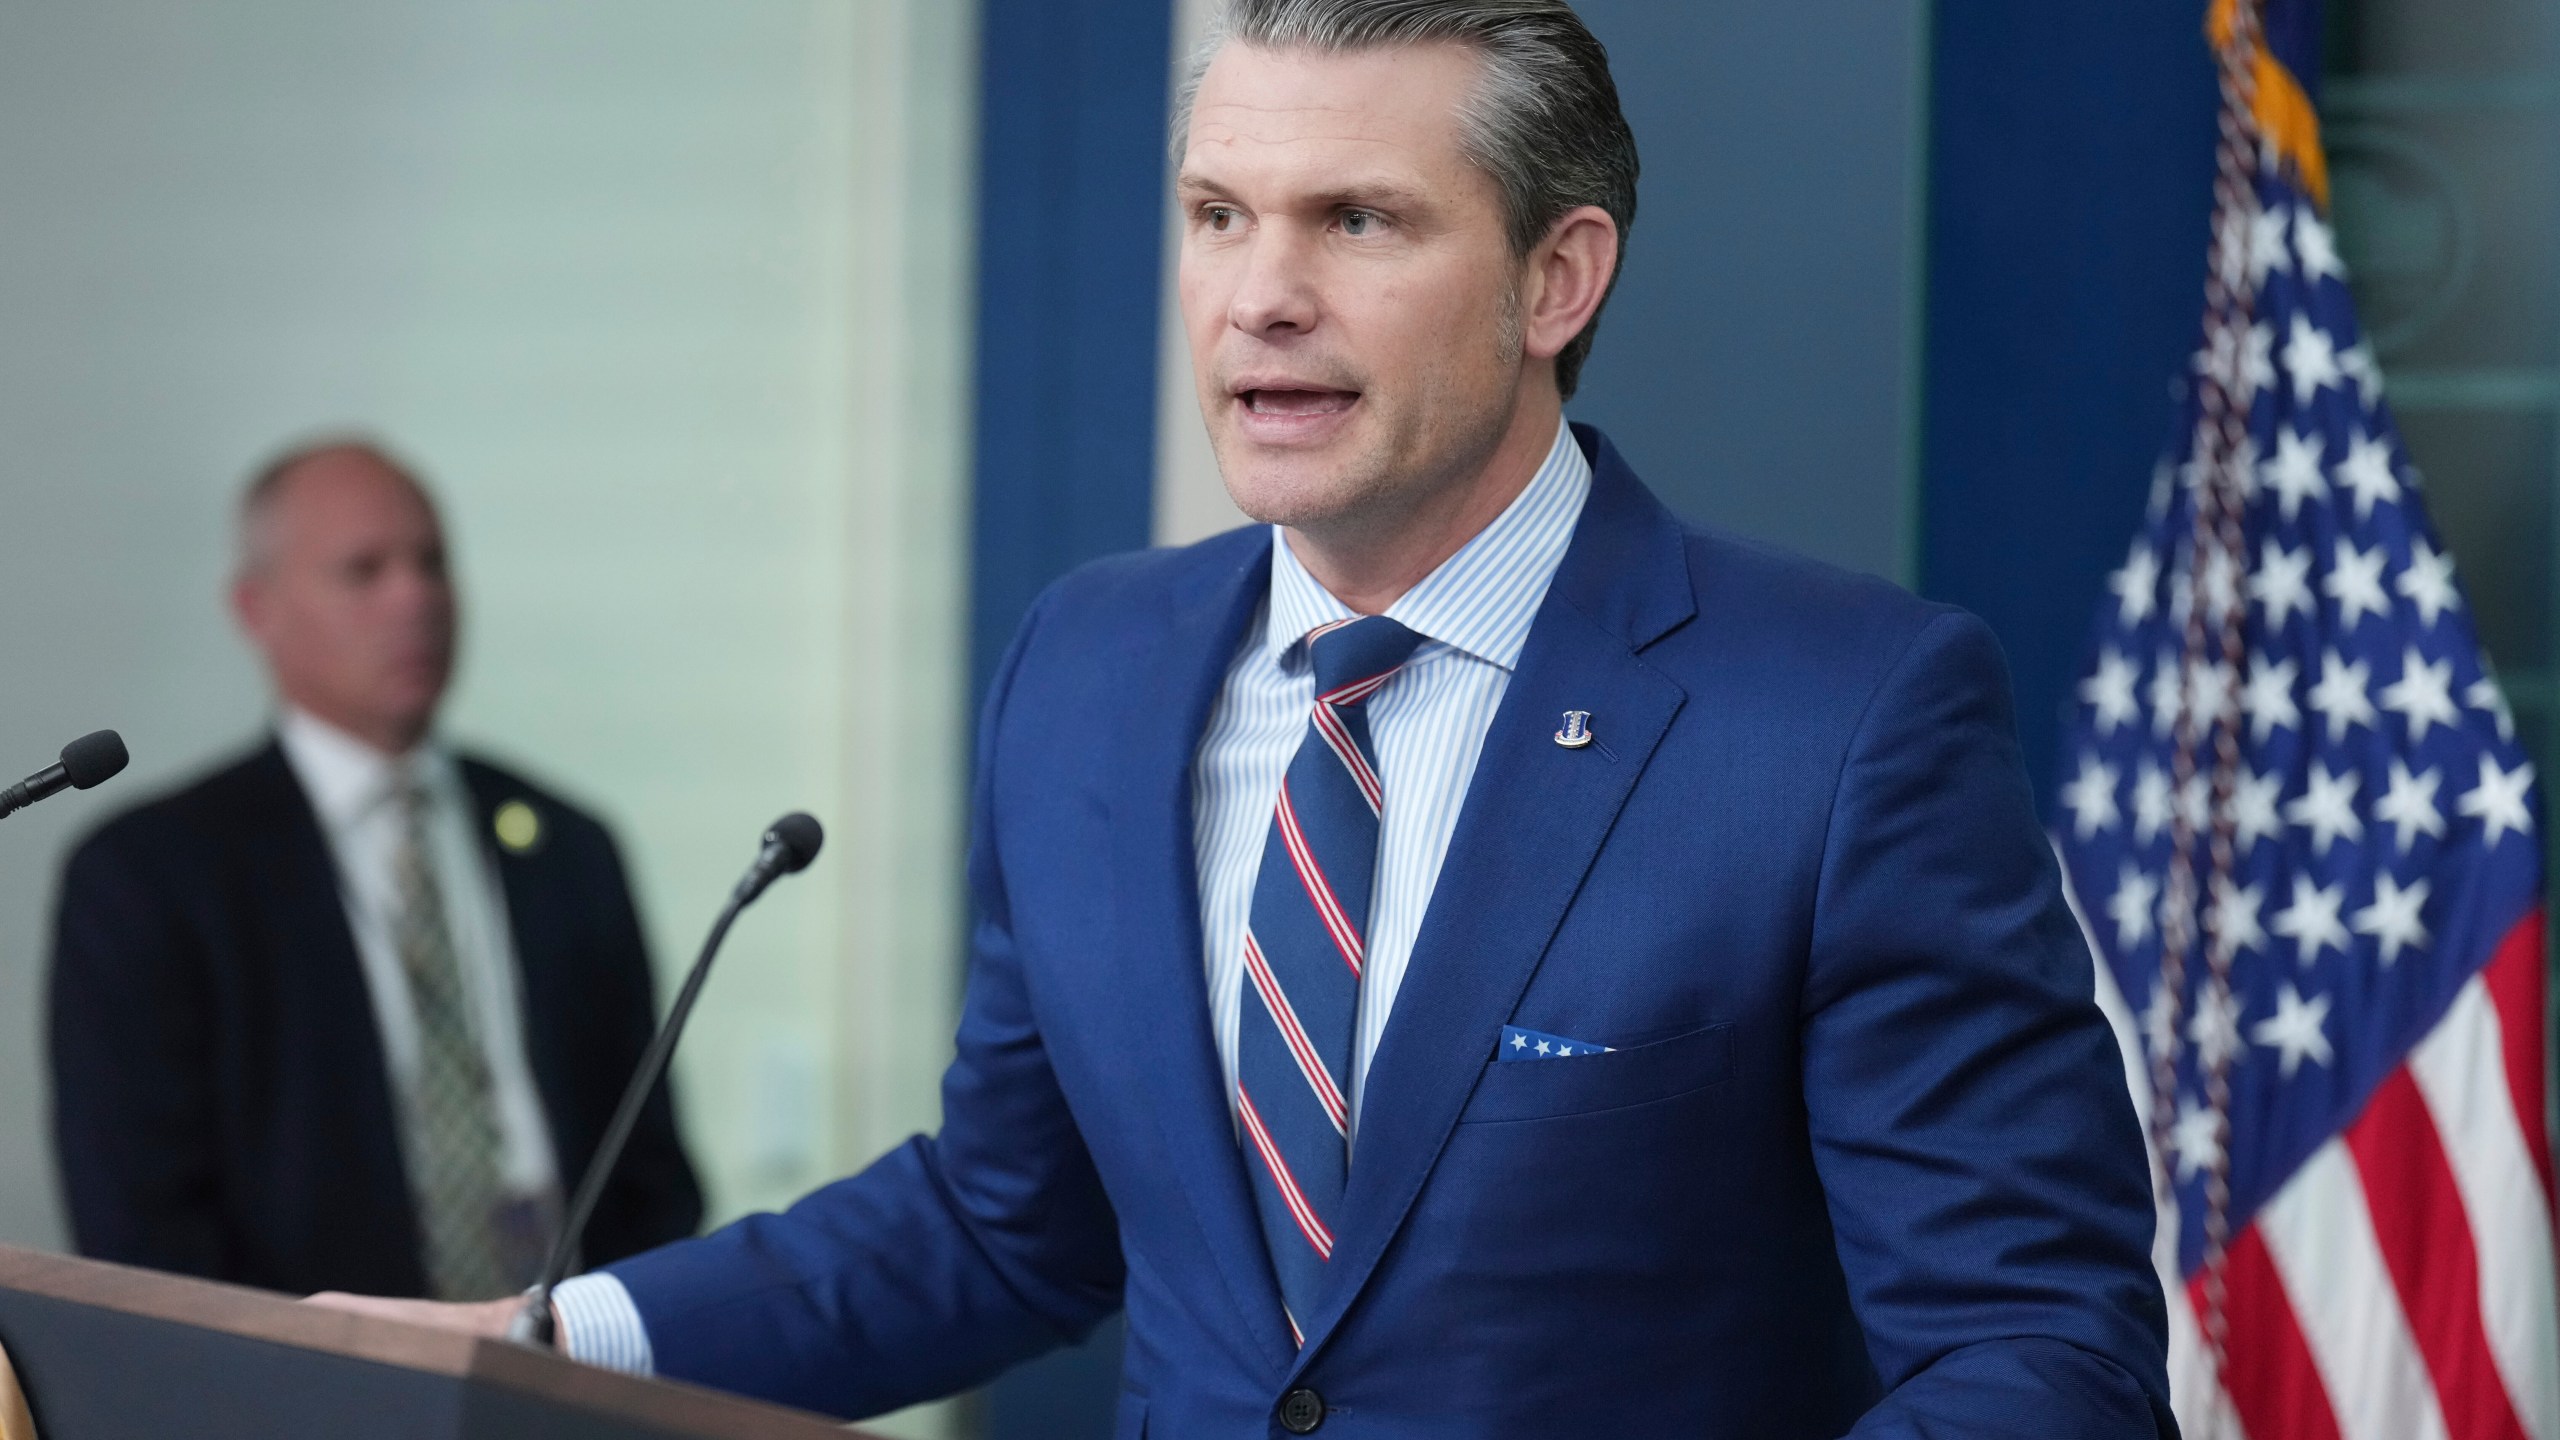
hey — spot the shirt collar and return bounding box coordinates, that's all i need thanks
[1262,418,1592,673]
[275,706,451,827]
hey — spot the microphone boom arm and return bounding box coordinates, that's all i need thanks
[508,814,822,1346]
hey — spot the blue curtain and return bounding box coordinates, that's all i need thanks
[1919,5,2221,803]
[970,0,1176,716]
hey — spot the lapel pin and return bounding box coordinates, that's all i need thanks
[1553,711,1594,749]
[493,798,544,855]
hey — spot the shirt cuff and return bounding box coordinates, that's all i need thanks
[550,1273,655,1376]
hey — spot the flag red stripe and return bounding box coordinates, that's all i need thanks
[2210,1223,2345,1440]
[2346,1067,2533,1440]
[2483,907,2554,1218]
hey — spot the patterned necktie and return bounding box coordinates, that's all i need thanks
[390,774,518,1300]
[1237,614,1424,1344]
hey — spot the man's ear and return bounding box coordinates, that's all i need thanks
[230,572,268,645]
[1519,205,1620,364]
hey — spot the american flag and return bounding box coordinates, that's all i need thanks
[2052,4,2558,1439]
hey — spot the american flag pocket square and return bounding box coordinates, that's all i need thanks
[1497,1025,1615,1063]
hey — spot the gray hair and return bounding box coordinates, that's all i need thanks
[1173,0,1638,398]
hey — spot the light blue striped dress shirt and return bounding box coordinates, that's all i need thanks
[552,420,1592,1371]
[1193,420,1591,1141]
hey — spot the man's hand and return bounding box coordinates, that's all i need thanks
[302,1292,526,1338]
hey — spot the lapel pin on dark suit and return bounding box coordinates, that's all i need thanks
[493,799,544,854]
[1554,711,1594,749]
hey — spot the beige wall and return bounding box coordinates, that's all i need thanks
[0,2,974,1431]
[1151,0,1251,547]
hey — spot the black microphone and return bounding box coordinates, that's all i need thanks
[508,811,825,1347]
[0,731,130,820]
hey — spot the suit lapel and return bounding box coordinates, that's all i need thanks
[455,762,573,1158]
[1105,530,1301,1366]
[452,763,561,1043]
[456,765,523,931]
[1297,431,1698,1355]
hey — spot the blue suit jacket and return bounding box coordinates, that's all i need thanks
[609,427,2175,1438]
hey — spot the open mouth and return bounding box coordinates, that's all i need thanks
[1240,387,1359,417]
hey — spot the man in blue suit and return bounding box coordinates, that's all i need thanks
[335,2,2173,1433]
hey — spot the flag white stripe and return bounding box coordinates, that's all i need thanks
[2174,1289,2253,1440]
[2260,1140,2453,1440]
[2409,978,2560,1440]
[2069,855,2246,1439]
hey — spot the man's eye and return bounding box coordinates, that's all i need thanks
[1202,206,1240,233]
[1340,209,1379,236]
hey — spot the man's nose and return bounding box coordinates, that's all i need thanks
[1227,226,1320,337]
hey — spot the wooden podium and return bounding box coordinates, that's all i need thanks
[0,1246,878,1439]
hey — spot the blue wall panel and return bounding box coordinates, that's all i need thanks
[969,0,1171,1435]
[1919,6,2220,805]
[969,0,1176,714]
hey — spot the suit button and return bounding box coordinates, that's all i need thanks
[1279,1387,1326,1433]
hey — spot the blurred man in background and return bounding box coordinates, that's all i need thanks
[47,439,700,1300]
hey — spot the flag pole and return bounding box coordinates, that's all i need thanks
[2170,0,2271,1404]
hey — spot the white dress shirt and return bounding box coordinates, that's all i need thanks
[552,421,1593,1369]
[275,708,561,1201]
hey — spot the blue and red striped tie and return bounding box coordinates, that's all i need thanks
[1237,614,1423,1345]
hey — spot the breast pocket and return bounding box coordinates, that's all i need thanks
[1458,1021,1733,1124]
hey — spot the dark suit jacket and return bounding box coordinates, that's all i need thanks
[603,427,2174,1437]
[48,741,702,1297]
